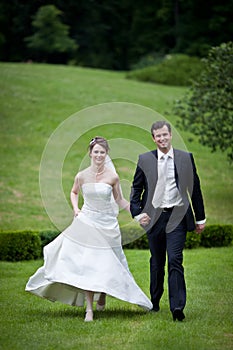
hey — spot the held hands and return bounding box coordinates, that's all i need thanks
[139,213,151,227]
[138,216,206,232]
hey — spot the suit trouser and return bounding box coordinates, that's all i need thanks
[147,211,186,312]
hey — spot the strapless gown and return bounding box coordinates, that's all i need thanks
[25,183,152,310]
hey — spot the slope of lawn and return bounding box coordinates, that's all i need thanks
[0,63,232,350]
[0,62,232,231]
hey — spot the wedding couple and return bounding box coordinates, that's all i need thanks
[26,121,205,322]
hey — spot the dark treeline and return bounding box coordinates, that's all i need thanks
[1,0,233,70]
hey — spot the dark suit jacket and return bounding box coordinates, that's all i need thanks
[130,149,205,233]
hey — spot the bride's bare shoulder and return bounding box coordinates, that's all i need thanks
[105,167,119,182]
[75,167,90,181]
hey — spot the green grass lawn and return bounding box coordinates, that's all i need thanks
[0,247,232,350]
[0,63,232,350]
[0,62,232,232]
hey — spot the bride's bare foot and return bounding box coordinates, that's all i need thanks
[84,310,93,322]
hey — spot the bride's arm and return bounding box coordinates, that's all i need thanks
[70,174,81,216]
[112,176,130,212]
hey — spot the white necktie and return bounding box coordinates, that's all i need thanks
[152,154,168,208]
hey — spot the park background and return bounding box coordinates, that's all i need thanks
[0,1,233,350]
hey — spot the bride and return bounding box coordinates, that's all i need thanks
[25,136,152,322]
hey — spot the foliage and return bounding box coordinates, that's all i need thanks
[122,225,148,249]
[0,225,230,260]
[184,231,201,249]
[0,230,41,261]
[200,224,233,248]
[0,0,233,68]
[126,54,204,86]
[39,229,60,256]
[130,52,165,70]
[25,5,77,63]
[174,42,233,162]
[1,225,231,261]
[123,224,233,250]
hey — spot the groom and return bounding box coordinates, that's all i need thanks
[130,121,206,321]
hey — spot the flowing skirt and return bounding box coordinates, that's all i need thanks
[25,214,152,310]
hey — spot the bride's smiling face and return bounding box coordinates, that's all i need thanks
[90,144,107,166]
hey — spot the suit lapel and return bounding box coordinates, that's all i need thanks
[173,149,181,188]
[152,150,158,180]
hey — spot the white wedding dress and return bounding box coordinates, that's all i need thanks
[25,183,152,310]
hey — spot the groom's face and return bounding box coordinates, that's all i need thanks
[152,125,172,153]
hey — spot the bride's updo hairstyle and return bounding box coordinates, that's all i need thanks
[89,136,110,153]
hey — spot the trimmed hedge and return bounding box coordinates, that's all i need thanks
[123,224,233,250]
[121,225,147,248]
[39,230,60,256]
[200,224,233,248]
[0,225,232,261]
[0,230,41,261]
[185,231,201,249]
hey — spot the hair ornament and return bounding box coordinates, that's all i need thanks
[89,138,96,145]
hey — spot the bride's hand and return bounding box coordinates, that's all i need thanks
[74,209,81,217]
[139,213,151,226]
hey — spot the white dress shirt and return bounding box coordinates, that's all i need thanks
[157,148,183,208]
[135,147,206,225]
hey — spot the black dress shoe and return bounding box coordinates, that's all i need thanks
[172,308,185,321]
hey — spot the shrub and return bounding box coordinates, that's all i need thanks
[121,224,148,249]
[0,230,41,261]
[200,225,233,248]
[130,52,164,70]
[39,229,60,256]
[123,228,201,250]
[0,224,231,261]
[126,54,204,86]
[185,231,201,249]
[122,224,233,250]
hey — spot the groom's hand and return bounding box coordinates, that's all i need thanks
[195,223,205,234]
[139,213,151,226]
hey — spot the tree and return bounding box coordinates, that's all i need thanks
[25,4,77,63]
[1,0,233,68]
[174,41,233,162]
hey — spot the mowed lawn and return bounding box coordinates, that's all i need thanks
[0,248,233,350]
[0,63,232,350]
[0,62,232,231]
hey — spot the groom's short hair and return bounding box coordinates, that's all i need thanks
[151,121,171,135]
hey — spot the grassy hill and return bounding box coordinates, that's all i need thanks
[0,62,232,231]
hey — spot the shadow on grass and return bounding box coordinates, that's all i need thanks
[26,306,153,321]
